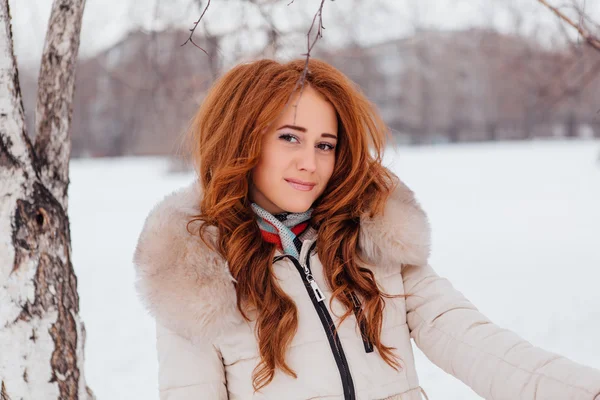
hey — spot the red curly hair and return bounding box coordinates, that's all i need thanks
[186,58,401,391]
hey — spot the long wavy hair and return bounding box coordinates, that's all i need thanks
[186,58,401,391]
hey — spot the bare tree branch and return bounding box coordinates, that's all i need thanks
[537,0,600,51]
[301,0,326,71]
[289,0,326,121]
[181,0,210,54]
[183,0,330,126]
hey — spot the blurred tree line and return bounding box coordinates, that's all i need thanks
[16,0,600,157]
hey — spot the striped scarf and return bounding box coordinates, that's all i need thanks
[250,203,313,259]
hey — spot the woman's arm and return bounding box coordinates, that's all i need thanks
[403,263,600,400]
[156,322,228,400]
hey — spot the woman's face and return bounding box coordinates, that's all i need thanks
[250,85,338,214]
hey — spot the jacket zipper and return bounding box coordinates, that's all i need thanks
[273,241,356,400]
[346,291,374,353]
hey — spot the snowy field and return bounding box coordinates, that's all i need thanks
[69,139,600,400]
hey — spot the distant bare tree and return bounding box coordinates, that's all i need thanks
[535,0,600,138]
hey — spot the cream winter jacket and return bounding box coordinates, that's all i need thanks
[133,177,600,400]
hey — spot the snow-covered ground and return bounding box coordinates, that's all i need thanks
[70,140,600,400]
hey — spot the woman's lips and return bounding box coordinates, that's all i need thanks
[285,179,315,191]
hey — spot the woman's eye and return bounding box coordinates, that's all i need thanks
[279,133,299,143]
[279,134,335,152]
[318,143,336,152]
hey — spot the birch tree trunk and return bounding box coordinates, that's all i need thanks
[0,0,93,398]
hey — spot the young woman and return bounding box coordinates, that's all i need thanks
[133,59,600,400]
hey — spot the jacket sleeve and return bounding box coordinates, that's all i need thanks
[403,263,600,400]
[156,321,228,400]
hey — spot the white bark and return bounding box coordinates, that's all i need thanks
[0,0,93,398]
[34,0,86,210]
[0,0,34,171]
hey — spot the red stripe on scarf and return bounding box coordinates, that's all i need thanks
[259,221,310,250]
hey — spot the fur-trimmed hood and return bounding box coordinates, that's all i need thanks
[132,177,431,341]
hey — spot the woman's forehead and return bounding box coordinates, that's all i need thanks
[274,87,338,133]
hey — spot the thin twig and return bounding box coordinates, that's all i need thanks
[183,0,329,128]
[537,0,600,51]
[257,0,328,131]
[291,0,327,122]
[181,0,210,55]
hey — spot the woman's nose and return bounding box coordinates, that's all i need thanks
[296,145,317,172]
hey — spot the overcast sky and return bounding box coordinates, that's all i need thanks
[8,0,598,70]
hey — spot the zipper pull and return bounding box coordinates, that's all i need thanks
[309,279,325,302]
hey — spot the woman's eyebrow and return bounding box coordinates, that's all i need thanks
[277,124,337,140]
[277,124,306,132]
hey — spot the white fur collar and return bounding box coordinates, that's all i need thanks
[132,177,430,340]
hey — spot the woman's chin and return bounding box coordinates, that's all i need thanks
[277,201,313,214]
